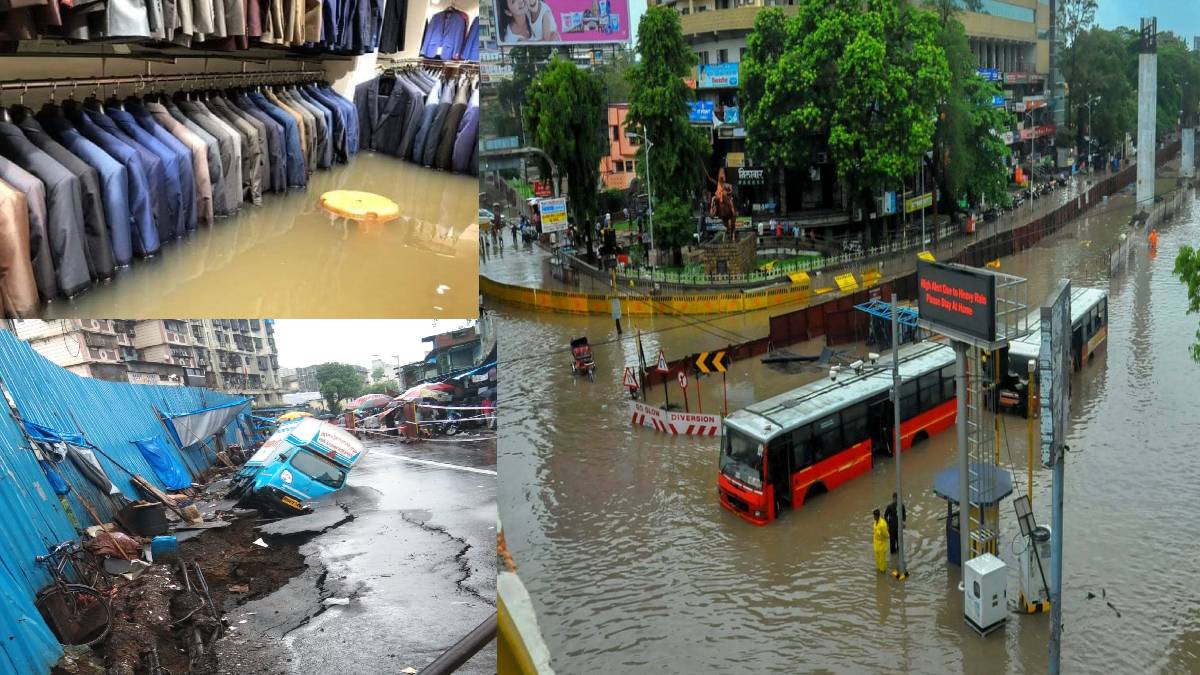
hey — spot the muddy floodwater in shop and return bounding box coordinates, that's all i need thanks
[492,174,1200,672]
[44,154,478,319]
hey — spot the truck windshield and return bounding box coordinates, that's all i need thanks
[720,429,763,491]
[289,449,348,488]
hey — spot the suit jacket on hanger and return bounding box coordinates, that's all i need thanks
[0,155,54,302]
[0,178,40,317]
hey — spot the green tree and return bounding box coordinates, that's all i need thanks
[826,0,949,233]
[741,8,794,209]
[365,379,400,395]
[1062,28,1137,157]
[524,57,607,259]
[316,363,364,415]
[1156,33,1195,141]
[486,46,556,140]
[934,13,1010,211]
[371,366,385,382]
[1173,246,1200,362]
[625,5,710,262]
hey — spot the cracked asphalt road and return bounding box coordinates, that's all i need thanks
[211,435,497,674]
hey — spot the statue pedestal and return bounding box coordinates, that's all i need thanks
[700,234,757,276]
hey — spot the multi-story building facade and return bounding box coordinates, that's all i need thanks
[14,319,285,405]
[600,104,641,189]
[654,0,1054,221]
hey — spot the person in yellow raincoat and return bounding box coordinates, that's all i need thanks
[872,508,890,573]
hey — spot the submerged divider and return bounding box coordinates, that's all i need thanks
[0,329,250,673]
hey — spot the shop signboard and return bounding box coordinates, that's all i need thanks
[905,192,933,213]
[991,95,1006,108]
[538,198,569,234]
[977,68,1001,81]
[698,62,740,89]
[719,106,740,125]
[735,167,765,186]
[495,0,630,45]
[688,100,714,124]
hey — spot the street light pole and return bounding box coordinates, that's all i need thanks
[891,293,907,578]
[628,129,656,271]
[1025,110,1034,214]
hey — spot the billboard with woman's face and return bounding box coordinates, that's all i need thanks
[495,0,630,45]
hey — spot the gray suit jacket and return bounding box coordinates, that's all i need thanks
[0,121,91,297]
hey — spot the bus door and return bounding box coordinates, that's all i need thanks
[766,438,792,513]
[867,394,893,455]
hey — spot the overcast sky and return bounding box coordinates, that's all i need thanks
[1096,2,1200,42]
[272,320,475,370]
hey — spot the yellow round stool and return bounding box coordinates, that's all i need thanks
[319,190,401,223]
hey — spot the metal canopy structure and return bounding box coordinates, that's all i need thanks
[853,299,920,327]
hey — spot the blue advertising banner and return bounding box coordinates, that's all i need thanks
[721,106,741,125]
[991,94,1006,107]
[689,100,714,124]
[977,68,1001,81]
[698,63,740,89]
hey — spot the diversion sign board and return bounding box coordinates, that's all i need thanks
[917,261,997,343]
[495,0,630,45]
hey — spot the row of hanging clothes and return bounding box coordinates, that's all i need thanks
[0,0,388,53]
[0,73,360,316]
[353,62,478,176]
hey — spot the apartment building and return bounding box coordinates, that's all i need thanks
[13,320,285,406]
[600,104,641,190]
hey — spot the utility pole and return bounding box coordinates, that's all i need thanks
[1049,449,1064,674]
[891,293,907,578]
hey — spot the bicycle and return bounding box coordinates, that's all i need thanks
[34,540,113,647]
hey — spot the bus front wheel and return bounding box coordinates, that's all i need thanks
[803,482,828,506]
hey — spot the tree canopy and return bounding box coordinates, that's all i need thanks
[1174,246,1200,362]
[741,0,949,218]
[316,363,365,415]
[524,57,607,255]
[626,4,710,260]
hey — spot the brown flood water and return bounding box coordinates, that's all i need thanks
[495,173,1200,672]
[47,153,479,318]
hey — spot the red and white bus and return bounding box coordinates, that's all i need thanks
[719,340,958,525]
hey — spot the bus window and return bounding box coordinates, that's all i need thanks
[1100,298,1107,327]
[790,425,814,470]
[721,429,763,490]
[842,403,869,447]
[814,414,842,462]
[918,372,940,410]
[941,365,956,402]
[900,380,920,419]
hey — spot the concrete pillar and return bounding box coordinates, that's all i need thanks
[1183,128,1196,178]
[1137,51,1158,209]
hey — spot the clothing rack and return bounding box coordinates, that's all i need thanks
[0,70,325,92]
[377,57,478,72]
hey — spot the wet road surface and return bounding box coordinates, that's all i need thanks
[47,153,479,318]
[495,172,1200,672]
[215,435,497,674]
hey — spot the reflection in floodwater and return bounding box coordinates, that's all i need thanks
[46,153,478,318]
[496,173,1200,672]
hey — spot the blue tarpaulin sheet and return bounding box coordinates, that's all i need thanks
[133,436,192,490]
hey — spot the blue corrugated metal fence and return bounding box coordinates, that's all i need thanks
[0,330,250,673]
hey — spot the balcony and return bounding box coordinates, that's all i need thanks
[83,333,119,350]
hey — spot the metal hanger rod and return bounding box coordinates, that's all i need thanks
[0,69,323,91]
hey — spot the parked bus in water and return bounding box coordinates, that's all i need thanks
[996,287,1108,415]
[720,340,958,525]
[229,417,367,516]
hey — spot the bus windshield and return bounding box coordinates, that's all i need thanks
[721,429,763,491]
[289,449,348,488]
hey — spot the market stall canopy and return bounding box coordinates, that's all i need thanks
[160,399,251,449]
[349,393,393,409]
[932,464,1014,507]
[398,382,455,401]
[278,411,313,421]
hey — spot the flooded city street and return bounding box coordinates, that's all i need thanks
[493,177,1200,672]
[45,153,479,319]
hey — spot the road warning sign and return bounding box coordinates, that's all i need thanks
[656,350,669,373]
[694,350,729,374]
[622,367,639,389]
